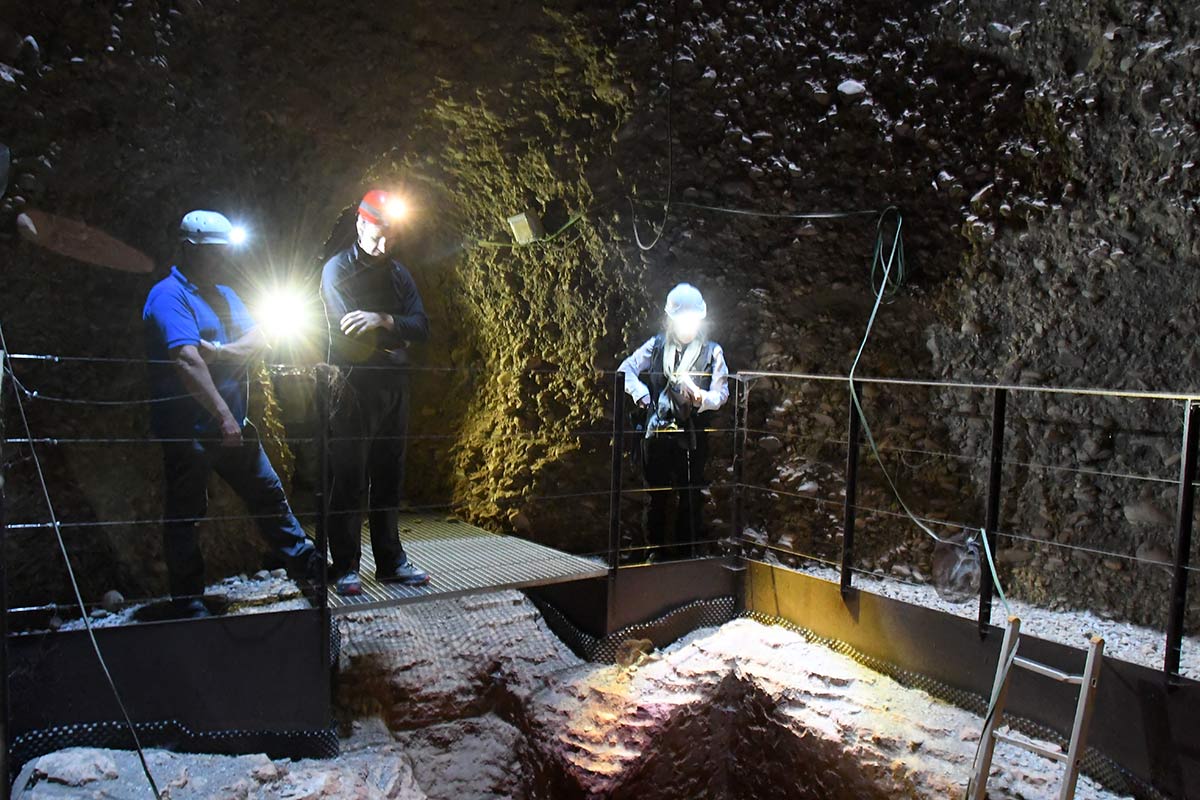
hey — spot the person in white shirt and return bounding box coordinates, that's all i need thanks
[617,283,730,561]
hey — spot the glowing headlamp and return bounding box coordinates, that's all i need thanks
[384,197,409,223]
[671,310,705,340]
[228,225,248,246]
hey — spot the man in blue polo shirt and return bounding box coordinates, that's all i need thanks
[143,210,316,618]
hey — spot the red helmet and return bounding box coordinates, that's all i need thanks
[358,190,408,226]
[357,190,390,225]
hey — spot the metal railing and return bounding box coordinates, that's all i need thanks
[3,352,1198,687]
[731,370,1200,682]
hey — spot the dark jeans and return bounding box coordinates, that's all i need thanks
[641,431,708,559]
[327,369,409,576]
[162,425,313,601]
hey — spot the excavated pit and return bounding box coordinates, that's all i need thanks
[14,591,1133,800]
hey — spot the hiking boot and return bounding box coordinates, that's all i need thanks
[335,571,363,596]
[376,559,431,586]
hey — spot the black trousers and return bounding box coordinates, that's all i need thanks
[327,369,409,576]
[162,426,313,601]
[641,430,708,559]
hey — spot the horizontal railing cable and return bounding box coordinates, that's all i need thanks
[740,369,1200,403]
[737,483,1200,574]
[0,333,163,797]
[4,483,737,532]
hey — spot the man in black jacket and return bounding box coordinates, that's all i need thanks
[321,190,431,595]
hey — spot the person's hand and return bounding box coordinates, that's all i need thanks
[681,380,704,406]
[198,340,220,364]
[340,311,389,336]
[219,415,243,448]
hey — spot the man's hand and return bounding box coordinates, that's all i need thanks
[198,339,221,364]
[340,311,391,336]
[637,396,651,409]
[680,379,704,407]
[219,415,243,448]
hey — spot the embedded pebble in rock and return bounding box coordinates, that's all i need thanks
[757,434,783,453]
[101,589,124,612]
[836,78,867,99]
[1122,500,1171,527]
[32,749,118,787]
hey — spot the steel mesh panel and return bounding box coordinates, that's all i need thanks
[532,595,738,663]
[307,515,608,614]
[742,611,1166,800]
[329,621,341,667]
[9,720,338,784]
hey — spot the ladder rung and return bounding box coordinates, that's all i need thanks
[993,732,1069,763]
[1013,656,1084,685]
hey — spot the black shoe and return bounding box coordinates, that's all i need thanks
[335,571,363,596]
[376,559,430,586]
[173,599,212,619]
[294,548,325,582]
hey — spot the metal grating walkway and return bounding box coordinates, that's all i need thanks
[305,514,608,614]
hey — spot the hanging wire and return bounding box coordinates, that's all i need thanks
[628,0,678,252]
[0,331,163,799]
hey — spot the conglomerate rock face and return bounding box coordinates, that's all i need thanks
[2,0,1199,633]
[603,0,1200,633]
[0,0,637,605]
[13,593,1129,799]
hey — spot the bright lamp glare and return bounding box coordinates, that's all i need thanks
[385,197,408,222]
[672,312,704,340]
[256,286,312,341]
[228,226,248,246]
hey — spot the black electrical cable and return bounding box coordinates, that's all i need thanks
[628,0,678,252]
[0,334,163,798]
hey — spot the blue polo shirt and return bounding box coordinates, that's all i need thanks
[143,266,257,437]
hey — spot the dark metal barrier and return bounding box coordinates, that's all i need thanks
[737,369,1200,683]
[1166,400,1199,678]
[7,610,335,770]
[744,563,1199,799]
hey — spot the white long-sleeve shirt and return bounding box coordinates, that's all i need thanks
[617,336,730,413]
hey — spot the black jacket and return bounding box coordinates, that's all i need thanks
[320,244,430,368]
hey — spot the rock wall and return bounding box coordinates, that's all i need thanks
[599,0,1200,632]
[2,0,1199,632]
[0,0,638,605]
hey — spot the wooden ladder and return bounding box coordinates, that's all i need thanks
[968,617,1104,800]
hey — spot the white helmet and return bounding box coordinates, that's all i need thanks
[664,283,707,320]
[179,210,238,245]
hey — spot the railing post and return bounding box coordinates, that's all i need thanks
[608,372,625,573]
[731,377,747,542]
[0,350,9,798]
[314,367,331,672]
[1165,400,1199,679]
[979,388,1007,637]
[841,380,862,595]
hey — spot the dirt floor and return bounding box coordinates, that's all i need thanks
[13,590,1135,800]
